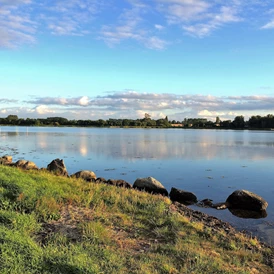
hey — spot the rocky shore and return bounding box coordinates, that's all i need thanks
[0,155,268,214]
[1,154,274,272]
[0,155,271,240]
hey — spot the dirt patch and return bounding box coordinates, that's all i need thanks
[36,205,93,245]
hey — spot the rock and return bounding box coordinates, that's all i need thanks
[197,199,228,210]
[226,190,268,211]
[96,177,106,184]
[197,199,214,208]
[72,170,96,182]
[23,161,38,170]
[0,155,12,165]
[106,179,132,189]
[14,160,28,167]
[169,187,197,205]
[47,159,68,177]
[212,202,228,210]
[133,177,168,196]
[14,159,38,170]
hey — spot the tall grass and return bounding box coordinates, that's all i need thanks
[0,165,273,273]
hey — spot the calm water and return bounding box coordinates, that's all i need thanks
[1,126,274,244]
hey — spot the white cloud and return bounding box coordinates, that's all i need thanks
[261,20,274,29]
[0,0,36,48]
[198,109,225,117]
[144,36,168,50]
[78,96,89,106]
[98,2,168,50]
[183,23,213,37]
[44,0,102,36]
[162,0,210,23]
[34,105,55,115]
[16,91,274,121]
[0,0,272,49]
[155,24,164,30]
[182,5,242,37]
[27,96,91,106]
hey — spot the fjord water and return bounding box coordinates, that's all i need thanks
[1,126,274,244]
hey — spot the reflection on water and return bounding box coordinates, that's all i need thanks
[229,208,268,219]
[5,127,274,162]
[1,126,274,244]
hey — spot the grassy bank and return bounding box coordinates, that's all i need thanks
[0,165,273,274]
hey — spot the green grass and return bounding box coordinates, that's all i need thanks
[0,165,273,274]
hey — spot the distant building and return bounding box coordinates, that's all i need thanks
[171,124,184,127]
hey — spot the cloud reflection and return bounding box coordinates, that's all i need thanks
[13,129,274,162]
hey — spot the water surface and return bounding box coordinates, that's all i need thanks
[1,126,274,244]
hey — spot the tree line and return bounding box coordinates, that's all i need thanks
[1,114,274,129]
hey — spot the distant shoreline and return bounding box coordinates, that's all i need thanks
[2,114,274,130]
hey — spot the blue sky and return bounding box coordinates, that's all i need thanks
[0,0,274,121]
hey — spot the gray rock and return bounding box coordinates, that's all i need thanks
[169,187,197,205]
[72,170,96,182]
[133,177,168,196]
[226,190,268,211]
[47,159,68,177]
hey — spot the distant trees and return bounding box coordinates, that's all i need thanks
[183,118,208,128]
[232,116,245,128]
[249,115,262,128]
[1,113,274,129]
[7,115,18,121]
[144,113,151,119]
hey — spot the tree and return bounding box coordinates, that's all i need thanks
[144,113,151,119]
[233,115,245,128]
[220,120,231,128]
[6,115,18,121]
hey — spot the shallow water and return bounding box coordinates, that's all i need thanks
[1,126,274,244]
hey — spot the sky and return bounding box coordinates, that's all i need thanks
[0,0,274,122]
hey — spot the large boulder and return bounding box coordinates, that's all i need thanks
[133,177,168,196]
[47,159,68,177]
[226,190,268,211]
[71,170,96,182]
[0,155,12,165]
[106,179,132,189]
[169,187,197,205]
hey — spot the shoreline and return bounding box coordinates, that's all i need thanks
[2,123,274,131]
[0,163,273,272]
[0,155,272,247]
[0,154,273,246]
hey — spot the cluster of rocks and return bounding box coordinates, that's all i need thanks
[0,155,268,218]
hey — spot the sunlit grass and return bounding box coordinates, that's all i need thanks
[0,165,273,274]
